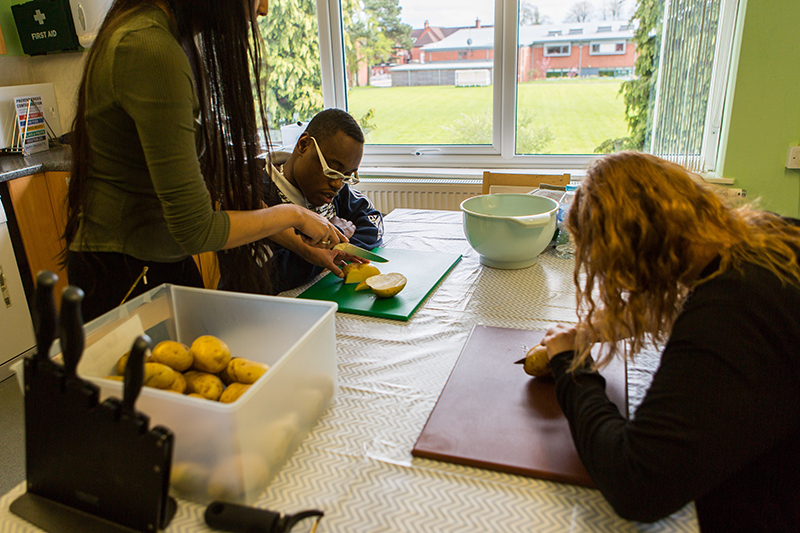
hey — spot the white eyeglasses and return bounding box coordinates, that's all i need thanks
[310,136,359,186]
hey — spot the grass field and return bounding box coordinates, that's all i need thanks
[347,78,629,154]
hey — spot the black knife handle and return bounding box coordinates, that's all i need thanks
[122,335,151,416]
[204,501,280,532]
[33,270,59,363]
[59,286,85,378]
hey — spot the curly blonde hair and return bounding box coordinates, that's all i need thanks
[568,151,800,370]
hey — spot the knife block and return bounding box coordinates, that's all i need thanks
[10,280,177,533]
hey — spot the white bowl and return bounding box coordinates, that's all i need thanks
[460,194,558,269]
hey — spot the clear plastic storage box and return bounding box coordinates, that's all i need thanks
[53,284,337,505]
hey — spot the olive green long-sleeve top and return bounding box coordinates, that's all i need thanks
[70,5,230,261]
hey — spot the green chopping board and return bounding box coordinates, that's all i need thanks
[297,247,461,321]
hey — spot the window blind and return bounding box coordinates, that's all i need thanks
[648,0,738,172]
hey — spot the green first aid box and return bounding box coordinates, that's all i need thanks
[12,0,80,55]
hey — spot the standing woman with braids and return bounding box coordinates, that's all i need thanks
[539,152,800,531]
[64,0,346,321]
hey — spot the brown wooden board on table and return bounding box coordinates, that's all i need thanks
[412,324,627,488]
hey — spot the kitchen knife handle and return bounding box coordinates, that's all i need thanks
[122,335,151,416]
[59,286,85,378]
[33,270,59,363]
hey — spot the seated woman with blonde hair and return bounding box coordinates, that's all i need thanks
[541,152,800,531]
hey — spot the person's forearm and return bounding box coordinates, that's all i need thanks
[222,204,302,250]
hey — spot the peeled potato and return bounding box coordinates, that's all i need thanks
[354,280,370,291]
[190,335,231,374]
[342,263,381,284]
[522,345,553,378]
[365,273,407,298]
[151,340,193,372]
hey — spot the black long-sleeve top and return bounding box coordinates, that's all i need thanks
[551,257,800,531]
[263,178,384,293]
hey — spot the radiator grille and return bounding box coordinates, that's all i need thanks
[355,179,482,214]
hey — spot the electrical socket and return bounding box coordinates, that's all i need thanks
[787,146,800,169]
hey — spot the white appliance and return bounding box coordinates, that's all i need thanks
[0,196,36,381]
[69,0,114,48]
[0,83,63,151]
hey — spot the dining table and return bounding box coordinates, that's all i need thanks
[0,208,699,532]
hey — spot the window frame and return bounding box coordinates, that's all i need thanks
[314,0,736,171]
[589,40,627,55]
[543,42,572,57]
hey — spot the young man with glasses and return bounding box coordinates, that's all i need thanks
[262,109,384,293]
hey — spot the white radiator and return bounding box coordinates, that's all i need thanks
[354,178,482,214]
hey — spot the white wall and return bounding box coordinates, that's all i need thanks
[0,52,85,133]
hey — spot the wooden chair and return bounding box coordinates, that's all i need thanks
[481,171,570,195]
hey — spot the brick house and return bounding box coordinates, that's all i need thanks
[391,21,636,86]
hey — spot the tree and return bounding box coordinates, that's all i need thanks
[520,3,551,25]
[259,0,324,126]
[595,0,665,153]
[564,1,595,23]
[344,0,412,87]
[601,0,627,21]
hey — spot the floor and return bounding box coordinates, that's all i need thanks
[0,375,25,496]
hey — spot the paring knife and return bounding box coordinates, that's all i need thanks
[334,243,389,263]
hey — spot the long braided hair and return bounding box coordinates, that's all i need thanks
[65,0,274,294]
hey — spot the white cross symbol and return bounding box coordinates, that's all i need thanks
[33,9,46,25]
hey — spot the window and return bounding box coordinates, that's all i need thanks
[263,0,739,170]
[589,41,627,55]
[544,43,571,57]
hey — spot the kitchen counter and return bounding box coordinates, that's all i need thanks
[0,209,699,532]
[0,145,71,183]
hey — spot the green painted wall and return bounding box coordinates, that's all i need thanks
[720,0,800,218]
[0,0,23,55]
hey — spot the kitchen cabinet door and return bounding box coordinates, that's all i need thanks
[7,172,69,305]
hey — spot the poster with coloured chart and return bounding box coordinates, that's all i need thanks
[14,95,49,154]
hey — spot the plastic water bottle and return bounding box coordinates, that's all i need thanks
[555,183,578,259]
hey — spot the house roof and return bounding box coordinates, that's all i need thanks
[421,21,635,52]
[412,24,490,49]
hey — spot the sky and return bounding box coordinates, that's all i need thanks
[396,0,632,29]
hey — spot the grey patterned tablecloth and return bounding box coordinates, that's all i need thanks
[0,209,698,532]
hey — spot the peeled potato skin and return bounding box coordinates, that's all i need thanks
[523,345,553,378]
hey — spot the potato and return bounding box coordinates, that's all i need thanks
[104,375,124,381]
[365,273,407,298]
[522,345,553,378]
[187,393,206,399]
[151,340,193,372]
[342,263,381,284]
[115,350,151,375]
[184,371,224,401]
[143,362,177,389]
[115,352,130,376]
[190,335,231,374]
[219,382,251,403]
[219,364,235,386]
[167,371,187,394]
[226,358,270,385]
